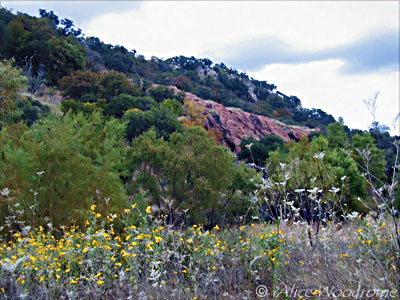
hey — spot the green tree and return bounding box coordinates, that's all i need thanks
[124,104,182,142]
[59,70,142,102]
[238,135,284,166]
[327,122,348,148]
[0,59,27,128]
[351,132,387,183]
[0,112,128,227]
[128,126,255,225]
[267,136,368,212]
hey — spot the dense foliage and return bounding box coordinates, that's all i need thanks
[0,113,128,227]
[128,127,255,225]
[0,8,336,129]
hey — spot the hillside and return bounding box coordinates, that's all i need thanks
[0,7,335,133]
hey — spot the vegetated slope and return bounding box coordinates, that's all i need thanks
[0,7,336,134]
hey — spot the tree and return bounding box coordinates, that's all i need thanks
[267,136,368,213]
[326,122,348,148]
[238,135,284,167]
[59,70,142,102]
[128,126,255,225]
[148,86,184,103]
[0,112,128,227]
[124,104,182,142]
[0,59,27,128]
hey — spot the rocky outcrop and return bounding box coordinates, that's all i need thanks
[155,85,318,153]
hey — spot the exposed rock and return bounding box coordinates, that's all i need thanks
[196,65,217,80]
[153,84,319,153]
[247,85,258,102]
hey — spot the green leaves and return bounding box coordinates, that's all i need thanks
[0,59,27,128]
[0,112,129,227]
[128,126,255,225]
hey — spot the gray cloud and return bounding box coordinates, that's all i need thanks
[215,30,399,75]
[2,1,142,27]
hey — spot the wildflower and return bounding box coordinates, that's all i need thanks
[147,241,154,249]
[131,203,137,209]
[0,188,10,196]
[313,152,325,160]
[70,279,78,284]
[94,272,102,278]
[155,236,162,243]
[97,280,104,285]
[145,206,151,214]
[213,224,220,231]
[90,204,96,211]
[312,289,322,295]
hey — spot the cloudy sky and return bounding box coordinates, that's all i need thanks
[3,1,399,134]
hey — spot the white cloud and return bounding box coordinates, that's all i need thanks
[84,1,398,58]
[249,60,399,135]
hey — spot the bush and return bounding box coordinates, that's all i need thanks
[0,112,129,227]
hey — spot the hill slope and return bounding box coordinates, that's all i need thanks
[0,7,336,134]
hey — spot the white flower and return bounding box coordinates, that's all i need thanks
[329,187,340,194]
[313,152,325,160]
[307,187,319,194]
[36,171,45,176]
[341,176,347,181]
[245,143,253,150]
[347,211,359,219]
[0,188,10,196]
[294,189,305,193]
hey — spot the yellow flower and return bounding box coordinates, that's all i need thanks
[70,279,78,284]
[131,203,137,209]
[90,204,96,211]
[145,206,151,214]
[146,241,154,250]
[213,224,220,231]
[94,272,102,278]
[97,280,104,285]
[312,289,321,295]
[155,236,162,243]
[95,213,101,218]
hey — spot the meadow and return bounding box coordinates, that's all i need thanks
[0,200,398,300]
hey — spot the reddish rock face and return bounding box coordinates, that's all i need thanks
[153,85,318,153]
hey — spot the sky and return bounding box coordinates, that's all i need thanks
[2,1,400,135]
